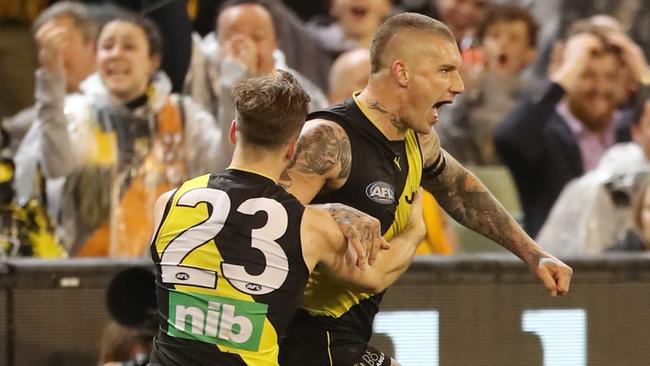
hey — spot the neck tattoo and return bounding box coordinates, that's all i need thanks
[367,100,406,131]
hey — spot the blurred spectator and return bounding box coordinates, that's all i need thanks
[430,0,490,61]
[99,320,152,366]
[539,86,650,255]
[0,147,64,259]
[327,48,370,104]
[309,0,392,53]
[189,0,332,90]
[1,1,98,155]
[416,192,456,255]
[260,0,334,90]
[494,20,647,236]
[608,177,650,252]
[17,9,223,257]
[283,0,330,21]
[533,0,650,79]
[0,0,51,117]
[437,4,538,165]
[186,1,328,171]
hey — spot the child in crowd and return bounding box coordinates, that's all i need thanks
[436,4,538,165]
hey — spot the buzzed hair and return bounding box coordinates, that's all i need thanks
[233,70,310,149]
[33,1,99,42]
[369,12,455,73]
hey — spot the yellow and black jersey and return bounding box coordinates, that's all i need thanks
[290,95,423,341]
[149,169,309,366]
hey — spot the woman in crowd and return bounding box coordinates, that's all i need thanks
[22,9,224,257]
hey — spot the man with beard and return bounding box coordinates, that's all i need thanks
[495,21,650,236]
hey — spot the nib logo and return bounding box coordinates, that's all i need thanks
[168,291,268,351]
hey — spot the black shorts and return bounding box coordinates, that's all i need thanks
[279,330,390,366]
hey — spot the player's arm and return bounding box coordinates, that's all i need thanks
[301,190,426,293]
[280,118,388,267]
[418,129,573,296]
[280,119,351,204]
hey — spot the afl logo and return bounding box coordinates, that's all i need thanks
[246,283,263,292]
[366,181,395,204]
[175,272,190,281]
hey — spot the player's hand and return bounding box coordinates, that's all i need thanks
[35,21,67,78]
[325,203,390,270]
[535,256,573,297]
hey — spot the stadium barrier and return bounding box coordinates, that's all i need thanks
[2,254,650,366]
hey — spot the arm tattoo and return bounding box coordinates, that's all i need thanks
[427,158,542,267]
[338,136,352,179]
[367,100,406,131]
[317,203,371,241]
[279,123,351,188]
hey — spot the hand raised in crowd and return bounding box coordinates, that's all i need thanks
[550,32,603,92]
[35,21,68,78]
[221,34,258,75]
[605,31,650,86]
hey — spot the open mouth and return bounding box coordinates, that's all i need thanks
[433,100,452,110]
[351,5,369,17]
[497,53,509,67]
[105,63,130,77]
[430,100,452,124]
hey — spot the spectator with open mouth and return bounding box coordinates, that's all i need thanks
[436,4,539,166]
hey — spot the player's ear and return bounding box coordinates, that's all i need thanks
[285,135,299,161]
[229,120,237,145]
[391,60,409,87]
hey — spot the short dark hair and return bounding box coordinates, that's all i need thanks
[369,12,455,73]
[476,4,538,47]
[233,70,310,149]
[97,8,163,57]
[33,1,99,42]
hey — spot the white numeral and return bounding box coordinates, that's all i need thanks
[160,189,290,294]
[161,188,230,288]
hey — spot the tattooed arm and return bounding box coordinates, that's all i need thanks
[419,129,573,296]
[281,119,352,204]
[281,118,389,266]
[304,189,425,293]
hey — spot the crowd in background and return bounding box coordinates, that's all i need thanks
[1,0,650,262]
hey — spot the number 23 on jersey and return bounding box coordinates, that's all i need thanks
[153,187,291,296]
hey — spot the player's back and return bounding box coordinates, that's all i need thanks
[149,169,309,366]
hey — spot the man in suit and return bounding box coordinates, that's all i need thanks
[495,20,650,236]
